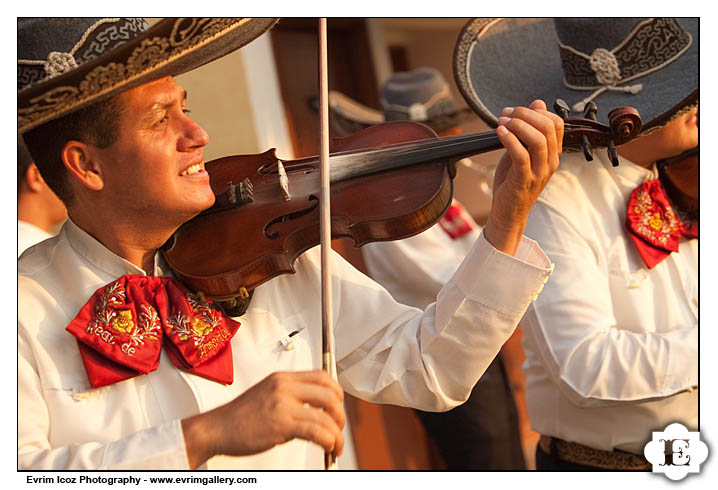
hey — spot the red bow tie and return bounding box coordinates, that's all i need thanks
[66,275,241,388]
[439,202,474,239]
[626,179,698,268]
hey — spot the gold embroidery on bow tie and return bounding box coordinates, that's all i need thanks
[86,281,161,356]
[110,310,134,334]
[632,187,679,247]
[167,292,229,359]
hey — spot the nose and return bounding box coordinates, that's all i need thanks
[178,114,210,151]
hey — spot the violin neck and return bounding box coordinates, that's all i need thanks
[328,131,502,183]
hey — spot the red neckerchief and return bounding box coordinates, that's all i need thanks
[439,202,474,239]
[66,275,240,388]
[626,179,698,268]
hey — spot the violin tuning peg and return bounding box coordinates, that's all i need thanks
[553,99,570,119]
[581,135,594,162]
[607,140,620,167]
[583,101,598,121]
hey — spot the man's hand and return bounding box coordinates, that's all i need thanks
[483,100,564,255]
[182,370,345,468]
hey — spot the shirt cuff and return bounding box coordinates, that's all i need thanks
[453,230,554,317]
[105,419,191,470]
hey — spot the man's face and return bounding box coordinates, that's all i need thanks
[92,76,214,226]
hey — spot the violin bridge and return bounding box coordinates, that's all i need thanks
[277,160,291,201]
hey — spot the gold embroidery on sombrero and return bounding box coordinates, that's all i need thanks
[19,86,79,128]
[79,63,127,95]
[18,19,251,132]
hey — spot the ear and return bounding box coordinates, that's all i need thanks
[61,140,104,191]
[23,163,45,193]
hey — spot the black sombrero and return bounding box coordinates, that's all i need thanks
[453,18,698,131]
[18,17,278,133]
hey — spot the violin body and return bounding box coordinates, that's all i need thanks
[162,103,643,305]
[162,121,452,301]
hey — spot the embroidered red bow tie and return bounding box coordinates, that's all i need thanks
[439,202,474,239]
[66,275,241,388]
[626,179,698,269]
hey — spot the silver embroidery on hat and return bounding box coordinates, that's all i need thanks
[45,52,78,78]
[558,18,691,113]
[589,48,621,86]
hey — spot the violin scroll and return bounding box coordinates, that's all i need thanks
[607,106,642,145]
[553,99,642,166]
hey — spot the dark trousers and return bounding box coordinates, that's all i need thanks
[415,356,526,470]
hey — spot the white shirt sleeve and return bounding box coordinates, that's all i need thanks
[362,225,479,308]
[332,231,553,411]
[522,201,698,408]
[18,324,191,470]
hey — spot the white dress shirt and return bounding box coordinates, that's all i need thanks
[18,220,52,258]
[362,200,481,309]
[521,150,698,455]
[18,218,552,470]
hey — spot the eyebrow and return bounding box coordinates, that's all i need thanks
[150,89,188,111]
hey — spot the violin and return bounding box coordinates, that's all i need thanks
[658,146,698,219]
[162,100,642,313]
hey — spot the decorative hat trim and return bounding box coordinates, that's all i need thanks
[19,19,122,80]
[557,18,693,112]
[381,83,451,117]
[329,91,383,125]
[456,17,503,125]
[453,18,697,132]
[18,18,277,133]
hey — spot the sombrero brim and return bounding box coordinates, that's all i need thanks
[327,90,476,136]
[453,18,698,130]
[18,18,278,133]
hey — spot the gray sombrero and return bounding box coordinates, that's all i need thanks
[453,18,698,131]
[18,17,278,134]
[327,67,475,136]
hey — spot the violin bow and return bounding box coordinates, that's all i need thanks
[318,17,339,470]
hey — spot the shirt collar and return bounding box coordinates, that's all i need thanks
[601,150,658,189]
[63,218,165,278]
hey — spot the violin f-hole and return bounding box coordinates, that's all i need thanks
[264,195,320,239]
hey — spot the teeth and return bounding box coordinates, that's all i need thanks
[180,163,202,176]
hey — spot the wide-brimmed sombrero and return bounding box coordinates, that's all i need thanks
[453,18,698,131]
[18,17,278,133]
[326,67,475,136]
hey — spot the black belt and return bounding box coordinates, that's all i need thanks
[539,435,651,470]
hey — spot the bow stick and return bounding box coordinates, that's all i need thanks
[318,17,338,471]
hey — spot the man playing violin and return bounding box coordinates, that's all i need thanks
[18,18,560,470]
[454,18,698,471]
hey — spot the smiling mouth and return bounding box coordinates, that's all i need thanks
[180,163,203,176]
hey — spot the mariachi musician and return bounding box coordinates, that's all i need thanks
[17,17,561,470]
[454,17,698,470]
